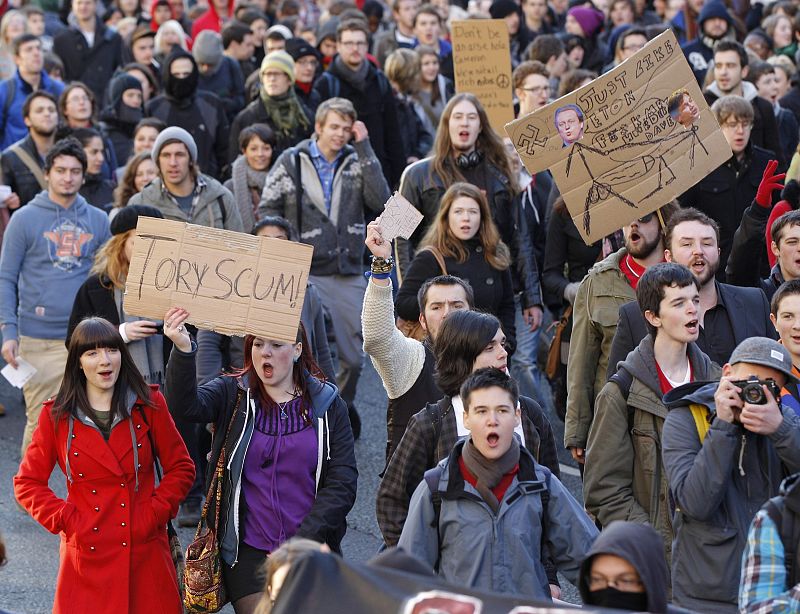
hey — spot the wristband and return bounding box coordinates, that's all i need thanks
[365,270,392,280]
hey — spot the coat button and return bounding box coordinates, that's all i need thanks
[121,503,126,508]
[137,443,142,448]
[91,490,97,494]
[78,473,84,478]
[121,522,126,527]
[93,527,98,532]
[90,546,95,551]
[486,278,494,285]
[71,434,76,439]
[136,425,141,429]
[476,246,483,252]
[120,483,125,487]
[122,542,127,547]
[94,506,100,512]
[73,452,78,456]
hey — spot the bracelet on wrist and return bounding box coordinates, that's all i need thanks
[364,270,392,280]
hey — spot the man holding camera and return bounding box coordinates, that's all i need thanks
[662,337,800,613]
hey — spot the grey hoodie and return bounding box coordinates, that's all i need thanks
[0,191,110,342]
[662,379,800,612]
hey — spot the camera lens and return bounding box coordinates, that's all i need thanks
[742,383,765,405]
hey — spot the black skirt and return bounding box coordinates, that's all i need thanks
[222,542,269,602]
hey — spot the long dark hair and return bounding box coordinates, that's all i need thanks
[52,318,154,424]
[433,310,502,397]
[234,323,325,411]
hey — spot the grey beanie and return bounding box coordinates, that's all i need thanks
[193,30,224,69]
[153,126,198,163]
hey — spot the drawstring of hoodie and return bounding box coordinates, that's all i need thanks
[738,434,747,477]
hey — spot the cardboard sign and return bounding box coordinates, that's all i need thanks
[452,19,514,134]
[505,29,731,244]
[124,217,313,344]
[380,192,425,241]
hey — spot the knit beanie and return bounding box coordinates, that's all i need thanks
[153,126,198,163]
[110,205,164,235]
[193,30,224,69]
[261,50,295,81]
[698,0,732,26]
[285,37,320,61]
[489,0,518,19]
[109,73,142,108]
[568,5,604,38]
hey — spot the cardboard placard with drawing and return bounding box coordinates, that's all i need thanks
[505,29,732,245]
[124,217,313,344]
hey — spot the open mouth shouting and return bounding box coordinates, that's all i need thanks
[685,319,699,335]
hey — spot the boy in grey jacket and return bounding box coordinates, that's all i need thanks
[398,368,597,600]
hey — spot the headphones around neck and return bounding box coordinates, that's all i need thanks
[455,150,484,169]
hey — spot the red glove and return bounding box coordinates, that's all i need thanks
[756,159,785,208]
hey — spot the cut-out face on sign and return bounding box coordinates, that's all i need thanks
[554,104,585,147]
[668,90,700,129]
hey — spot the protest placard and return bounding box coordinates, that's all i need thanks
[380,192,424,241]
[505,29,731,244]
[452,19,514,134]
[124,217,313,344]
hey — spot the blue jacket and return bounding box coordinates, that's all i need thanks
[0,70,64,149]
[0,190,110,342]
[165,344,358,564]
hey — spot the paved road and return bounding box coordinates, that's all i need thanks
[0,358,584,612]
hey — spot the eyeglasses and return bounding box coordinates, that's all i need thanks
[622,43,646,52]
[721,120,753,131]
[636,213,655,224]
[521,85,551,95]
[588,576,644,591]
[339,40,368,48]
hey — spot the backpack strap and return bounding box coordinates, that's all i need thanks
[321,72,340,98]
[609,368,634,433]
[9,143,46,190]
[423,464,444,571]
[764,496,796,587]
[2,77,15,134]
[216,194,226,228]
[294,150,304,234]
[688,403,711,442]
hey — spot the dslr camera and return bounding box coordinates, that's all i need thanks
[731,377,782,405]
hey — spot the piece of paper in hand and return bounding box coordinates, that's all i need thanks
[380,192,424,241]
[1,356,37,388]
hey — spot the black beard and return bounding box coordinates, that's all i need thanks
[31,126,56,138]
[626,233,662,260]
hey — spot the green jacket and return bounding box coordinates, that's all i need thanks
[564,248,635,450]
[584,335,720,568]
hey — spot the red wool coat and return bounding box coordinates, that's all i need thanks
[14,387,195,614]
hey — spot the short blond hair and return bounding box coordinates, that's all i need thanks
[314,97,357,126]
[384,48,421,94]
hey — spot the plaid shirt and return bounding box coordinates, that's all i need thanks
[309,140,344,216]
[740,508,800,612]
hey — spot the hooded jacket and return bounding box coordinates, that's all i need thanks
[578,521,674,613]
[585,336,721,568]
[258,137,389,276]
[565,247,636,450]
[145,47,230,179]
[165,344,358,562]
[0,69,65,150]
[100,73,144,164]
[681,0,733,84]
[127,173,243,232]
[0,191,110,343]
[397,440,597,600]
[661,380,800,612]
[190,0,234,39]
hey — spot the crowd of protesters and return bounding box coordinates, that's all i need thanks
[4,0,800,611]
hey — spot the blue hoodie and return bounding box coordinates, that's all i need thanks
[0,191,110,342]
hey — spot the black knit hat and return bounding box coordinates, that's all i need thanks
[110,205,164,235]
[285,37,321,61]
[489,0,518,19]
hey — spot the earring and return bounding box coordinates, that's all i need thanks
[293,355,300,364]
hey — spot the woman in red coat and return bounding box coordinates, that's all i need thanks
[14,317,194,614]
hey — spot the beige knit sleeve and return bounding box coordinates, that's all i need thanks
[361,280,426,399]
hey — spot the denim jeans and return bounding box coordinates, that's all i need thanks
[510,295,549,410]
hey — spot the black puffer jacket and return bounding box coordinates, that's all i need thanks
[0,135,45,211]
[145,48,229,180]
[399,157,543,310]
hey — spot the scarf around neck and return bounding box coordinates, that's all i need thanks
[332,54,370,92]
[231,154,268,233]
[259,88,310,139]
[115,286,164,385]
[461,435,520,513]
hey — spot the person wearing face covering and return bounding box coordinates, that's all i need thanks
[99,73,144,165]
[145,46,230,180]
[193,30,245,124]
[578,521,690,613]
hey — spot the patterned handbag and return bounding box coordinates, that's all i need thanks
[184,390,242,613]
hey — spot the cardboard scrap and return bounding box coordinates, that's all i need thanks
[452,19,514,134]
[380,192,425,241]
[124,217,313,344]
[505,29,732,245]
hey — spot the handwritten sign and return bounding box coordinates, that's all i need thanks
[452,19,514,134]
[505,29,731,244]
[380,192,424,241]
[124,217,313,344]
